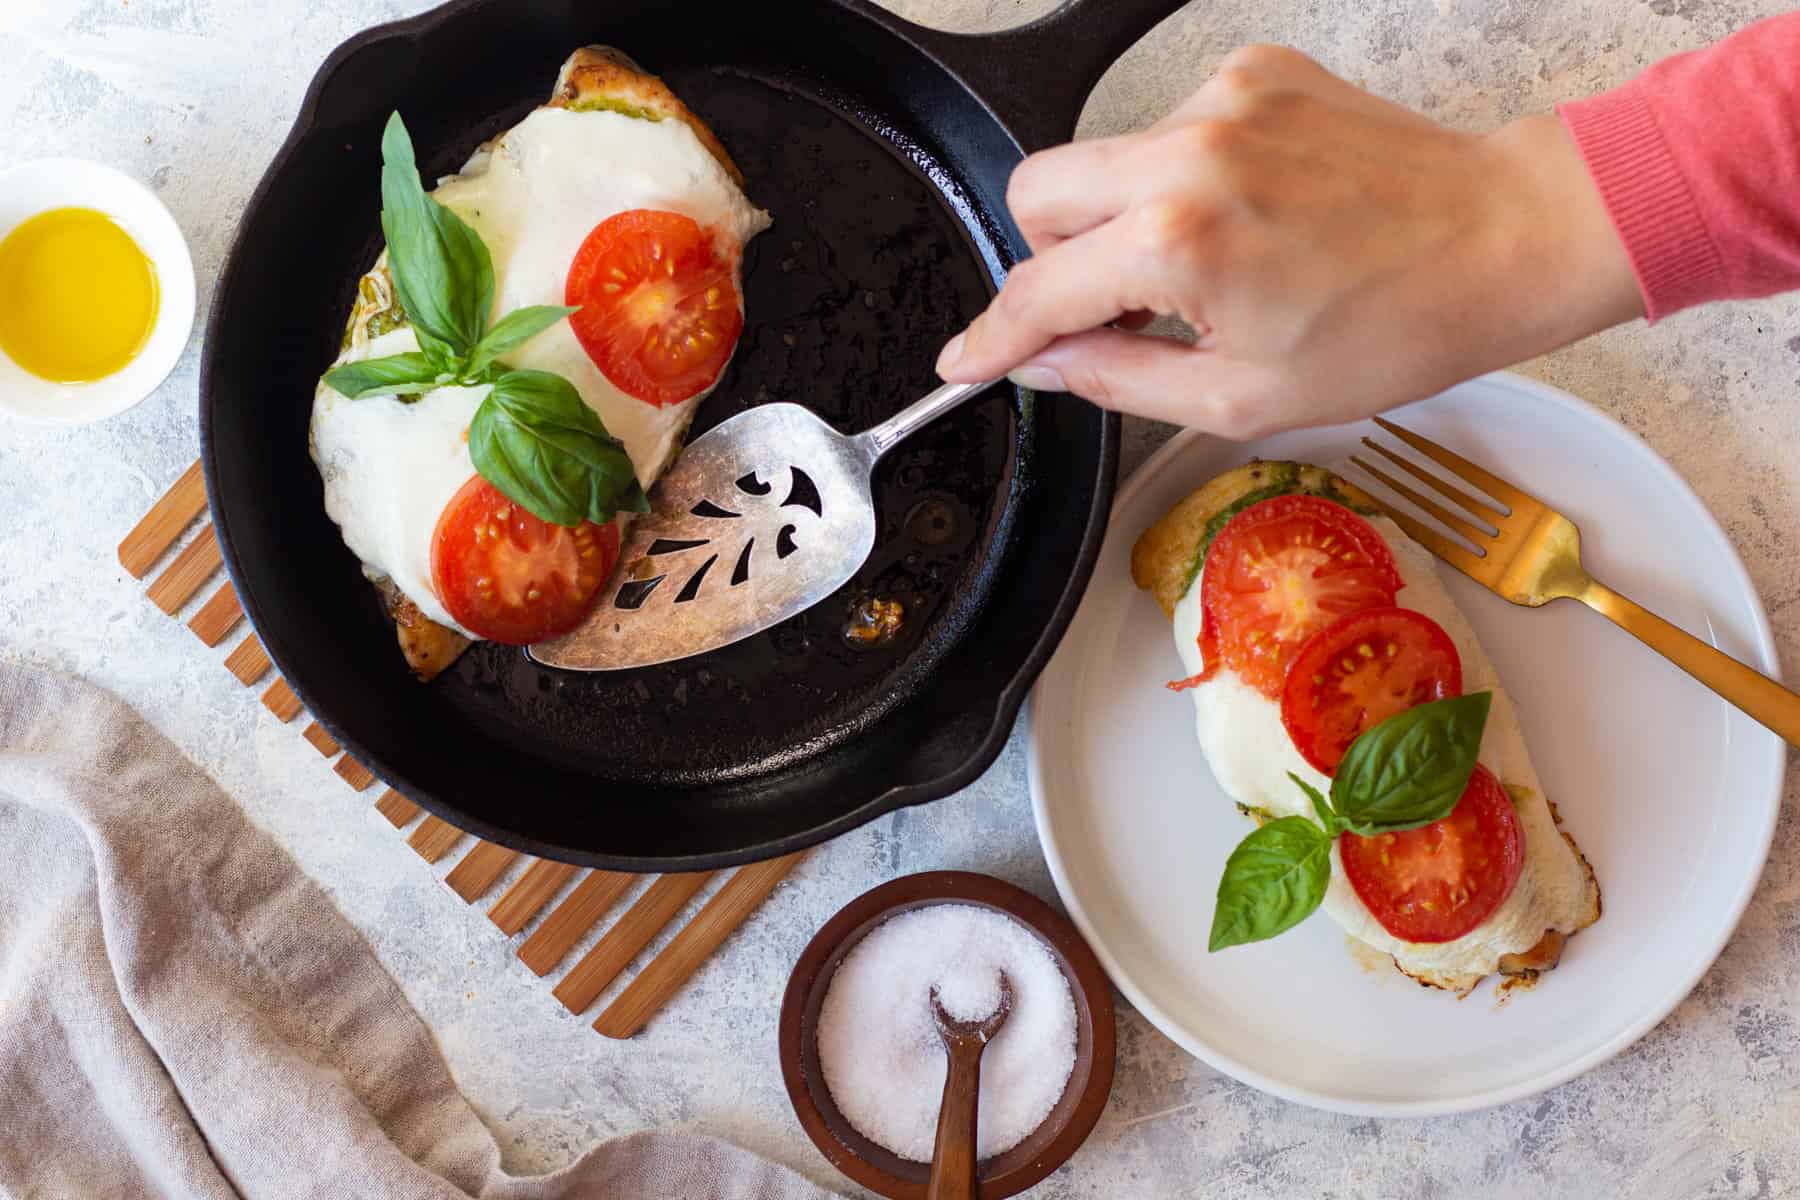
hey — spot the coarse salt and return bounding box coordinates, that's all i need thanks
[815,904,1077,1162]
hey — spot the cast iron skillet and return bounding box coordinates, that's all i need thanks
[201,0,1186,870]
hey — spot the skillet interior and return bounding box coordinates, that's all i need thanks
[202,0,1115,868]
[450,65,1020,784]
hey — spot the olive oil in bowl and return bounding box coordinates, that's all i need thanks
[0,206,160,384]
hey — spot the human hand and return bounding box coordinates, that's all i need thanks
[935,45,1643,437]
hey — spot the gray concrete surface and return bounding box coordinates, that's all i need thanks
[3,0,1798,1195]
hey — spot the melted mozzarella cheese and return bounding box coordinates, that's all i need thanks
[312,329,481,632]
[310,107,769,638]
[430,108,768,486]
[1173,514,1594,985]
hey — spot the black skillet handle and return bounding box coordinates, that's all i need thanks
[889,0,1192,153]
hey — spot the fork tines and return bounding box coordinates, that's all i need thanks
[1347,417,1545,579]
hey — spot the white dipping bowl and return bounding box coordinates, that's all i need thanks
[0,158,196,424]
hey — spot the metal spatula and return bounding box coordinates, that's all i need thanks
[528,379,996,671]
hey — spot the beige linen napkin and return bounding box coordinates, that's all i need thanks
[0,660,837,1200]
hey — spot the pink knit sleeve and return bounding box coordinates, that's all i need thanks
[1557,13,1800,322]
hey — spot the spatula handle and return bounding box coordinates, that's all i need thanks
[860,380,997,460]
[1582,581,1800,747]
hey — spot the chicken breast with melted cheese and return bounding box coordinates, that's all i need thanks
[1134,461,1601,994]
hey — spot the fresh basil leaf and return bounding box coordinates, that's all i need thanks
[620,477,652,515]
[379,112,493,356]
[469,369,644,527]
[1209,816,1333,952]
[1331,692,1493,835]
[465,305,578,376]
[322,352,442,399]
[414,325,463,375]
[471,360,509,385]
[1289,772,1342,837]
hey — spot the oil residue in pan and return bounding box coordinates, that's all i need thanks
[437,67,1026,787]
[844,595,906,647]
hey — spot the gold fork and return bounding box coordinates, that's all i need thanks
[1350,416,1800,748]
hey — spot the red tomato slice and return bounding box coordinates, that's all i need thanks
[565,209,743,407]
[1339,764,1524,944]
[1281,607,1463,774]
[430,476,621,645]
[1199,495,1402,698]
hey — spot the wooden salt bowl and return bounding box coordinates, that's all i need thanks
[779,871,1116,1199]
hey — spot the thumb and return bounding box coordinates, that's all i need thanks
[1009,328,1274,437]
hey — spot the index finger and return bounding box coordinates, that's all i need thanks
[938,218,1166,382]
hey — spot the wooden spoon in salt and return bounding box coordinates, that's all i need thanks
[925,971,1014,1200]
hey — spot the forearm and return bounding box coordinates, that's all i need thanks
[1558,12,1800,321]
[1470,114,1644,365]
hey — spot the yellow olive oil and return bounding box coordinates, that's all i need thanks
[0,206,159,384]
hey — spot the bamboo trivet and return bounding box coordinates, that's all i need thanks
[119,460,806,1038]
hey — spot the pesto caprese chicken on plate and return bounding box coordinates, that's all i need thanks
[1133,462,1601,995]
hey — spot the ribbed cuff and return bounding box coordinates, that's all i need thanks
[1557,92,1725,322]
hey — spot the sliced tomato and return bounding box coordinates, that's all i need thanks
[565,209,743,407]
[430,476,621,645]
[1339,764,1524,944]
[1199,495,1401,698]
[1281,607,1463,774]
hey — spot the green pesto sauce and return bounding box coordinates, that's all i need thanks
[359,274,408,338]
[567,96,661,121]
[365,308,407,338]
[339,271,411,357]
[1178,464,1380,595]
[341,276,409,353]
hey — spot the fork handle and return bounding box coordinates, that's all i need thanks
[1581,581,1800,747]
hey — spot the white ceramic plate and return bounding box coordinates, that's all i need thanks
[0,159,196,424]
[1027,372,1785,1116]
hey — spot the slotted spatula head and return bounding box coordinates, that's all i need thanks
[529,381,989,671]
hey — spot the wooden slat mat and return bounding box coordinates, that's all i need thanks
[121,461,805,1038]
